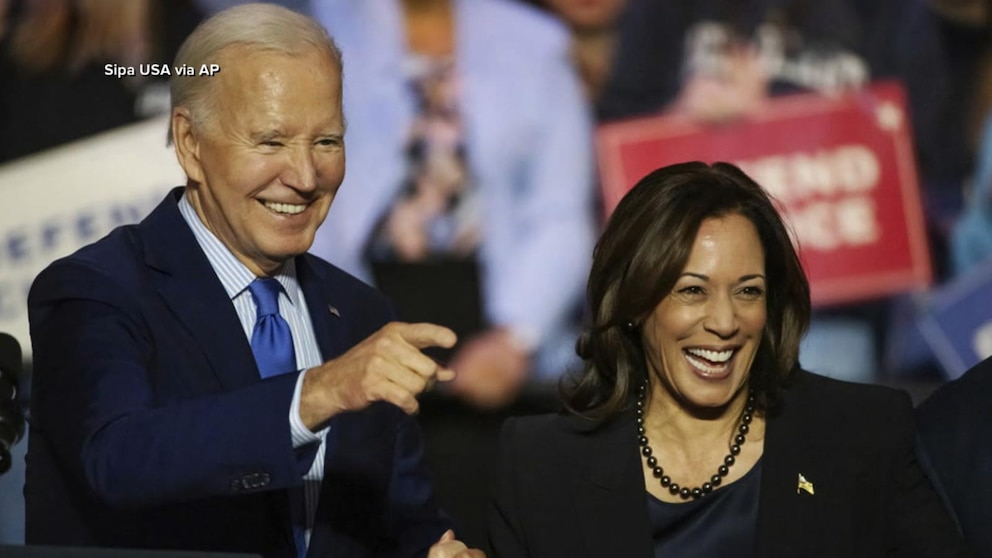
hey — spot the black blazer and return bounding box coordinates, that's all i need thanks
[26,189,450,557]
[490,371,970,557]
[917,357,992,558]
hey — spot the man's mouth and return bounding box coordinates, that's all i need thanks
[262,201,307,215]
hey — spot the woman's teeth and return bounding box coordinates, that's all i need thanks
[686,348,733,363]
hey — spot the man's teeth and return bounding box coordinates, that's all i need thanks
[263,201,306,215]
[685,348,733,363]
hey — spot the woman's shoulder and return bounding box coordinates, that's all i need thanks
[788,369,911,410]
[781,370,915,441]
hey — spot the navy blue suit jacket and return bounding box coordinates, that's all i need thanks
[25,189,450,557]
[917,357,992,558]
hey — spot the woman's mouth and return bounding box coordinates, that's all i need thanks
[683,347,735,378]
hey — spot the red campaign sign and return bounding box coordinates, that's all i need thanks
[596,81,932,307]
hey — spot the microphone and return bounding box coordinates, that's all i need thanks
[0,332,25,476]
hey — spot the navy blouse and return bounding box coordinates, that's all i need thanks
[647,459,763,557]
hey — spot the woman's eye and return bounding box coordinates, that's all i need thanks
[739,286,765,298]
[678,286,704,296]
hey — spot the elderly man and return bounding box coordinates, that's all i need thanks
[24,4,480,558]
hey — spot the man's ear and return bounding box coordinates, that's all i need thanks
[171,107,206,185]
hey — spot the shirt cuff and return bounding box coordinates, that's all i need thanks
[289,368,328,448]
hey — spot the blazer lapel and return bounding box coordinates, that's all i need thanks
[571,413,654,558]
[296,254,350,362]
[756,374,837,557]
[141,189,259,390]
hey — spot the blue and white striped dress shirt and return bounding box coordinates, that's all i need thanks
[178,193,327,547]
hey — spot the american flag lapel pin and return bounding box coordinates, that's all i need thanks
[797,473,815,495]
[327,304,340,317]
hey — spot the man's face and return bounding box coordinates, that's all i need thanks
[179,46,345,276]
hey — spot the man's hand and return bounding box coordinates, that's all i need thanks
[299,322,456,429]
[428,529,486,558]
[449,328,530,410]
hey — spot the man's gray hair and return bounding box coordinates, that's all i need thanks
[167,3,342,145]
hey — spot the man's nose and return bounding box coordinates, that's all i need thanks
[284,146,317,191]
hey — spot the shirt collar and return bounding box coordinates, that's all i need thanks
[178,191,302,306]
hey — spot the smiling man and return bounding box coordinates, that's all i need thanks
[24,4,480,558]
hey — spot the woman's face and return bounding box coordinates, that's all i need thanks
[642,213,767,410]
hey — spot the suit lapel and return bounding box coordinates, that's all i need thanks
[756,374,835,557]
[571,413,654,558]
[141,189,260,390]
[296,254,350,362]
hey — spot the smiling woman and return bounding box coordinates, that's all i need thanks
[488,161,971,558]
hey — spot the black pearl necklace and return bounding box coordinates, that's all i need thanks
[636,380,755,500]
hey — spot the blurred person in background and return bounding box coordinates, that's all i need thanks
[947,2,992,278]
[0,0,203,163]
[307,0,597,411]
[532,0,628,108]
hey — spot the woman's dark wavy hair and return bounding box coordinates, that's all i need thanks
[561,161,810,421]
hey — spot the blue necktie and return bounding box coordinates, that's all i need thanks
[248,278,297,378]
[248,278,307,557]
